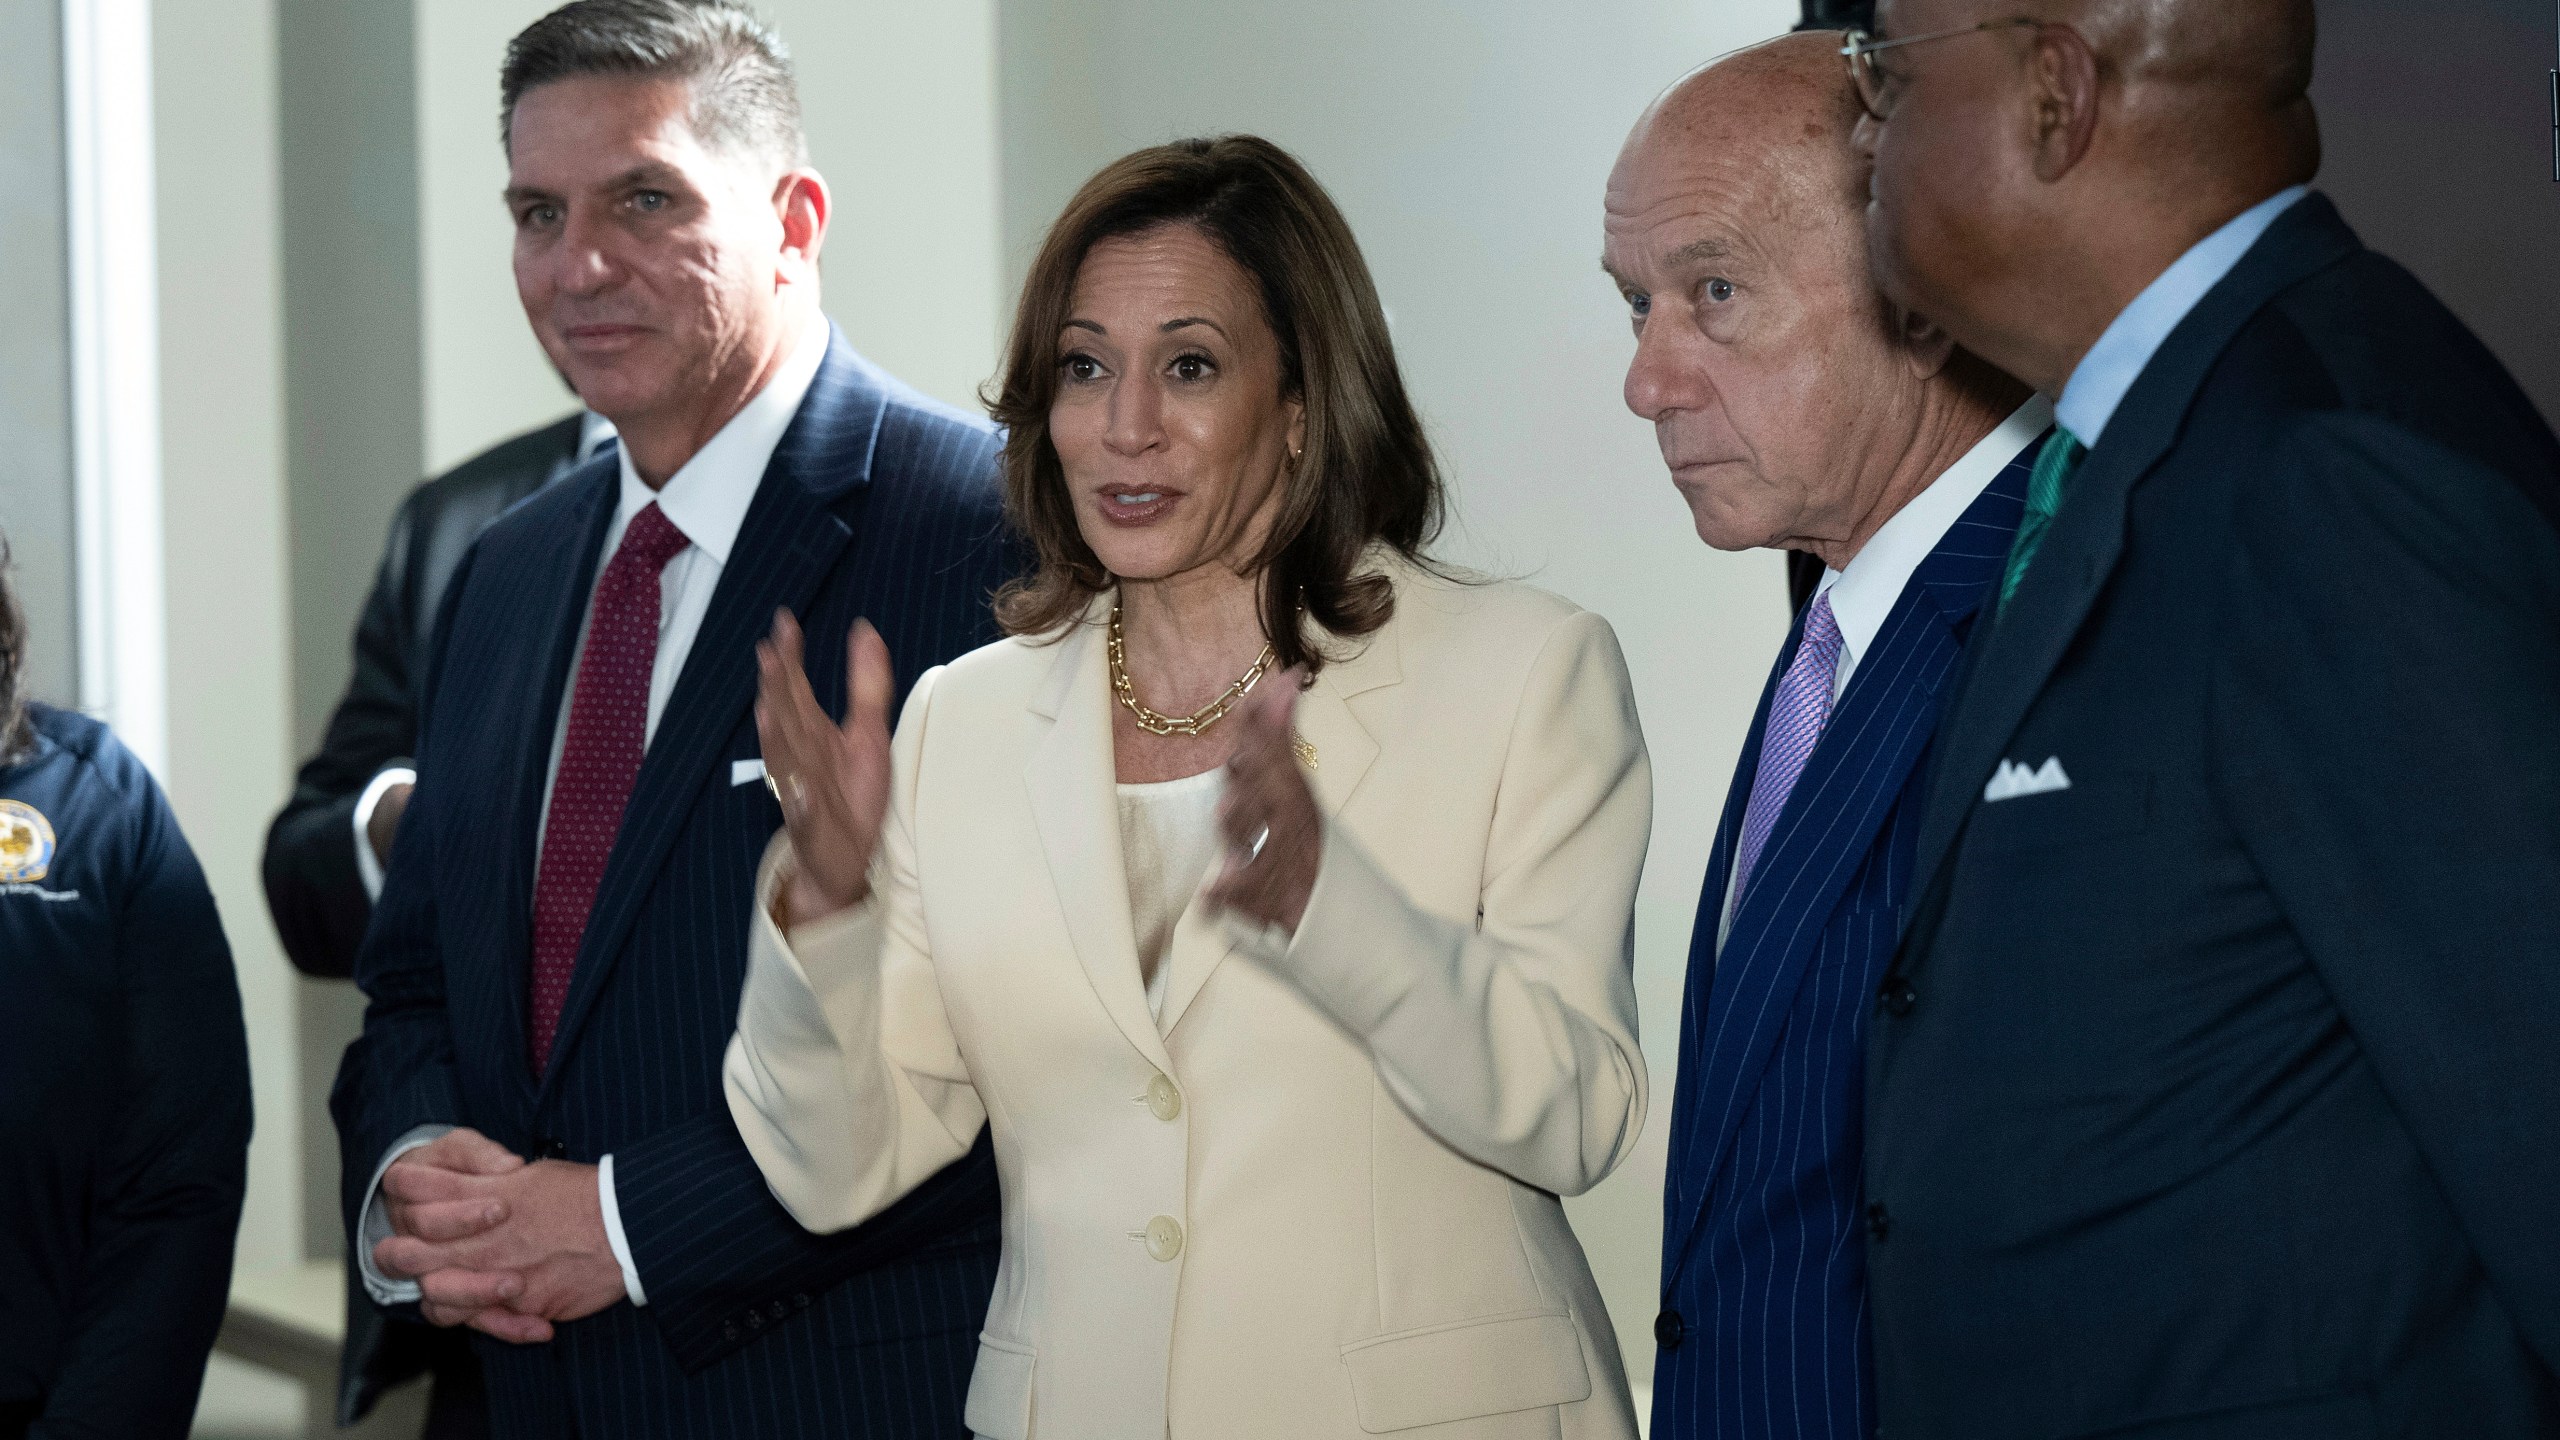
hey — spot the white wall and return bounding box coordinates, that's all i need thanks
[153,0,299,1276]
[996,0,1798,1385]
[416,0,1003,474]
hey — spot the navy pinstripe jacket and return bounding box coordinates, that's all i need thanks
[331,330,1015,1439]
[1651,444,2034,1440]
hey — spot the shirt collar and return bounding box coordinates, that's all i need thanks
[1817,394,2055,669]
[612,320,831,567]
[2054,185,2309,449]
[576,410,618,463]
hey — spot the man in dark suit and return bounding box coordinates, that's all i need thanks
[1853,0,2560,1434]
[267,409,600,982]
[0,536,252,1439]
[265,409,602,1438]
[1605,37,2043,1440]
[330,3,1011,1435]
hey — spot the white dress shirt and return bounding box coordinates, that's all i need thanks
[351,414,624,903]
[1717,396,2054,951]
[2056,186,2309,448]
[358,324,827,1311]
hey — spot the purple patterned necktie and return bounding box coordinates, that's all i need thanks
[1730,593,1844,911]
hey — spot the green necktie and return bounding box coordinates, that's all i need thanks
[1998,425,2087,612]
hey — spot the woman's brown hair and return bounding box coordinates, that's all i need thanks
[986,134,1444,672]
[0,535,30,765]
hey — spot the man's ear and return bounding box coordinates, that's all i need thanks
[2026,24,2103,184]
[775,168,830,287]
[1895,303,1958,381]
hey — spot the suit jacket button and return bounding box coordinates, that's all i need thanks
[536,1137,568,1160]
[1654,1308,1685,1350]
[1145,1074,1183,1121]
[1878,981,1916,1018]
[1867,1201,1892,1242]
[1144,1215,1184,1262]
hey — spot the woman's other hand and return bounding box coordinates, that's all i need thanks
[756,611,896,929]
[1207,668,1322,933]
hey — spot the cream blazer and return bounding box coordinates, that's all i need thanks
[725,561,1652,1440]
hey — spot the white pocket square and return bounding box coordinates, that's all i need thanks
[1984,756,2071,802]
[730,758,768,788]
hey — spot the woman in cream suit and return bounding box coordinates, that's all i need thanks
[727,136,1650,1440]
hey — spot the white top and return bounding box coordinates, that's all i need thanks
[358,322,829,1314]
[2055,185,2310,449]
[1115,769,1226,1022]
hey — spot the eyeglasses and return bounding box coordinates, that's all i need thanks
[1842,18,2043,121]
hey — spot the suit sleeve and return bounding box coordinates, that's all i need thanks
[329,540,473,1292]
[264,493,422,979]
[2218,412,2560,1371]
[35,793,251,1439]
[1240,609,1653,1197]
[723,665,989,1235]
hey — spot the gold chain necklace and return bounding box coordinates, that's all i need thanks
[1107,602,1277,738]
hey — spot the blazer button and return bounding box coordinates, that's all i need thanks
[1867,1201,1892,1242]
[1143,1215,1184,1262]
[536,1137,568,1160]
[1145,1074,1182,1122]
[1654,1308,1685,1350]
[1877,981,1916,1018]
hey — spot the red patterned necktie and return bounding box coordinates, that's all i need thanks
[528,502,691,1074]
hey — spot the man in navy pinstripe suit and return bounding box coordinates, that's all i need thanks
[330,4,1010,1435]
[1602,37,2046,1440]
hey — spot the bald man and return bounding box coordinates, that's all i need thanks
[1852,1,2560,1435]
[1605,37,2043,1440]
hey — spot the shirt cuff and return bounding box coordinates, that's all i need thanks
[351,765,418,902]
[598,1153,647,1307]
[356,1124,454,1306]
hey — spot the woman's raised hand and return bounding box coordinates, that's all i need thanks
[755,610,897,929]
[1207,668,1323,933]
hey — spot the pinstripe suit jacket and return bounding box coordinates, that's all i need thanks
[331,329,1016,1440]
[1650,443,2033,1440]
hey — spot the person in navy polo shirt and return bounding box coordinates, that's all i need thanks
[0,534,252,1439]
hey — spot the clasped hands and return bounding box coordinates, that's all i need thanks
[371,1128,627,1343]
[755,610,1321,933]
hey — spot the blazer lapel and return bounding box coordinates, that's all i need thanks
[1664,451,2030,1282]
[537,330,881,1086]
[1907,195,2364,927]
[1157,616,1398,1037]
[1025,609,1177,1073]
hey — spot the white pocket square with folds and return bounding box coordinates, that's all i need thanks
[1984,756,2072,802]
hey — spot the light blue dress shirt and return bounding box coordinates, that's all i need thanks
[2054,185,2311,448]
